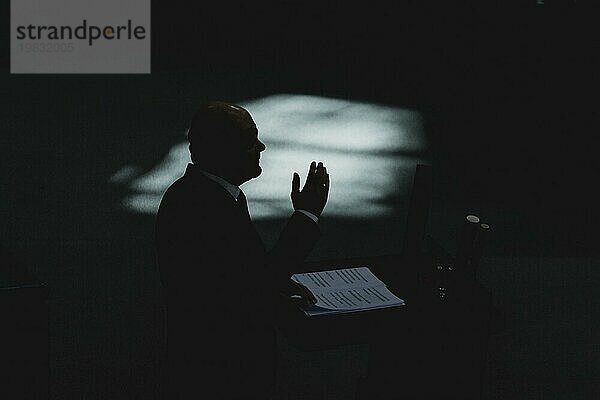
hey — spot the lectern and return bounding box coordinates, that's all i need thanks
[276,164,504,400]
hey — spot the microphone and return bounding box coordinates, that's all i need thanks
[455,214,481,277]
[467,222,490,277]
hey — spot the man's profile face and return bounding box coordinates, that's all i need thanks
[229,107,266,183]
[189,101,266,184]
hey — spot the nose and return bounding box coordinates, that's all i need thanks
[258,140,266,152]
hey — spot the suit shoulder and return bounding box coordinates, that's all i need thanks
[158,174,225,217]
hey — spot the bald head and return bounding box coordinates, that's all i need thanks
[188,101,253,144]
[187,101,265,184]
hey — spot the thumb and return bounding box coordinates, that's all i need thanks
[291,172,300,194]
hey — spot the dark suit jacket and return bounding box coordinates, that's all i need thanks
[156,163,319,399]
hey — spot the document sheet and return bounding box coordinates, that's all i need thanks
[291,266,405,316]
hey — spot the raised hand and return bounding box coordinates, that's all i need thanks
[291,161,329,217]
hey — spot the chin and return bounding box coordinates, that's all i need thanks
[243,166,262,182]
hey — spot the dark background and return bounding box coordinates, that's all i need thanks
[1,2,598,399]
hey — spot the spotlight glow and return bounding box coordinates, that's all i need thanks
[110,94,428,219]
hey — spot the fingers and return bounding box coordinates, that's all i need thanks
[305,161,317,185]
[316,162,327,183]
[289,281,317,305]
[306,288,317,304]
[291,172,300,194]
[316,161,324,175]
[308,161,316,177]
[299,285,317,304]
[316,162,328,180]
[306,161,328,186]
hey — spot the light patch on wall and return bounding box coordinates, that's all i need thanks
[109,94,428,218]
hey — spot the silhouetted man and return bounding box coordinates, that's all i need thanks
[156,101,329,399]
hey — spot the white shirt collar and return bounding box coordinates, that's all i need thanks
[201,170,241,201]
